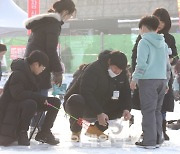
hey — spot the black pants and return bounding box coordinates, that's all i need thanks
[63,94,123,133]
[18,97,60,133]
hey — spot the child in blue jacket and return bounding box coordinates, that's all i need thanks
[130,15,170,149]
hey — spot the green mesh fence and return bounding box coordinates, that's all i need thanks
[2,33,180,73]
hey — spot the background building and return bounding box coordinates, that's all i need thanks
[7,0,180,73]
[13,0,179,34]
[13,0,178,18]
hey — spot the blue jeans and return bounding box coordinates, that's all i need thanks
[161,111,166,120]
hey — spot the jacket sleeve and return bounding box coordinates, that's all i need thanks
[131,35,142,72]
[169,35,178,65]
[173,77,179,91]
[132,40,149,82]
[8,72,46,104]
[120,74,132,111]
[80,69,103,115]
[45,24,63,73]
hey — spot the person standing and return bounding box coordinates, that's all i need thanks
[130,16,170,149]
[131,8,177,140]
[24,0,76,90]
[24,0,76,130]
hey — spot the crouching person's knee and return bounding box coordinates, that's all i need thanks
[22,99,37,114]
[47,97,61,109]
[64,94,85,114]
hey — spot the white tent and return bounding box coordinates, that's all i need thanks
[0,0,28,37]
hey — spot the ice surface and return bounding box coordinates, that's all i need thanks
[1,102,180,154]
[1,74,180,153]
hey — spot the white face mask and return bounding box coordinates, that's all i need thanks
[108,68,119,78]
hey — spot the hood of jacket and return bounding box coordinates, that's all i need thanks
[97,50,111,70]
[142,32,165,49]
[97,50,127,76]
[24,13,64,30]
[11,59,38,88]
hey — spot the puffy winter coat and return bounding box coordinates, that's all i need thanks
[24,13,64,89]
[65,51,132,116]
[0,59,46,141]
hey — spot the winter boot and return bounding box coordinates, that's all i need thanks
[18,130,30,146]
[85,124,108,140]
[35,130,59,145]
[162,120,169,140]
[71,131,81,142]
[167,119,180,130]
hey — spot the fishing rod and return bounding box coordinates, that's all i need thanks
[29,102,90,141]
[46,102,90,128]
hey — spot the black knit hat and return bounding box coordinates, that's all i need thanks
[0,44,7,52]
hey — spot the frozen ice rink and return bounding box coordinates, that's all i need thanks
[1,102,180,154]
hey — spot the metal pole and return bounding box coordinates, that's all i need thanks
[100,32,104,52]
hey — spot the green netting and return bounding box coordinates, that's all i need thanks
[2,33,180,73]
[60,35,101,72]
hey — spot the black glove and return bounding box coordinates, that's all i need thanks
[94,121,109,132]
[52,72,63,86]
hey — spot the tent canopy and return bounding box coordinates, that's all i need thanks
[0,0,28,37]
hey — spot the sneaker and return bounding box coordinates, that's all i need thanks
[167,122,180,130]
[156,144,162,148]
[18,131,30,146]
[135,141,157,149]
[71,132,81,142]
[85,124,108,140]
[35,130,59,145]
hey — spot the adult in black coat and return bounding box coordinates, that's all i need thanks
[131,8,178,140]
[24,0,76,131]
[64,50,132,141]
[24,0,76,90]
[0,51,60,146]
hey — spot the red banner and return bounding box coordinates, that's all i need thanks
[27,0,40,34]
[10,46,26,60]
[28,0,40,17]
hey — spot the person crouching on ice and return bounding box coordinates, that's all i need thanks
[0,50,61,146]
[63,50,132,142]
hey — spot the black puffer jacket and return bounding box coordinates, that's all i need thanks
[79,53,132,115]
[24,13,64,89]
[0,59,46,140]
